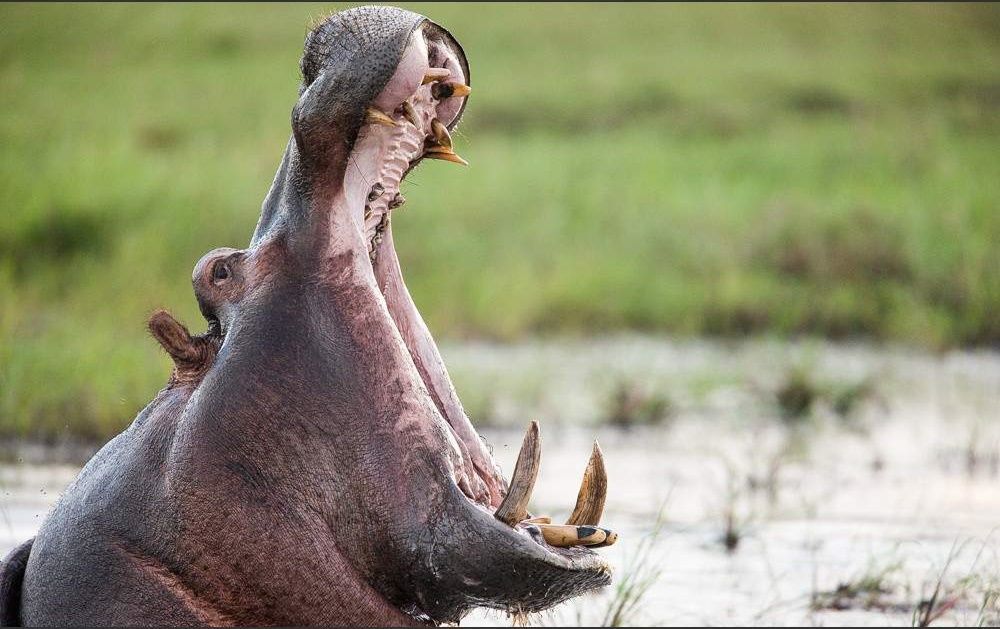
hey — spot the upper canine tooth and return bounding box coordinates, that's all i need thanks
[431,81,472,100]
[422,67,451,84]
[365,107,397,127]
[494,421,541,526]
[430,118,453,149]
[401,101,420,127]
[565,441,607,526]
[424,146,469,166]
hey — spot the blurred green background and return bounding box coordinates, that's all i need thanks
[1,3,998,440]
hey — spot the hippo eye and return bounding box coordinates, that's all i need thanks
[212,262,230,282]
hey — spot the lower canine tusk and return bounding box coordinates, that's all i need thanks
[494,421,541,526]
[565,441,607,526]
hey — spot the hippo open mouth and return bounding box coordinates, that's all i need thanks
[7,7,615,627]
[240,7,617,621]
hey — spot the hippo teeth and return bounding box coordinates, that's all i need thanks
[401,101,420,127]
[565,442,607,527]
[492,423,618,549]
[431,81,471,100]
[423,146,468,166]
[362,71,470,258]
[493,421,540,526]
[534,524,607,548]
[365,106,397,127]
[421,67,451,84]
[430,118,453,149]
[589,528,619,549]
[425,116,467,165]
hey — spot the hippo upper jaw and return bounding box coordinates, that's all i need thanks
[229,5,614,623]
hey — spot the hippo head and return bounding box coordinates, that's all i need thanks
[160,6,614,624]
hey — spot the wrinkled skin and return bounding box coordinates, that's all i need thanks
[2,6,610,626]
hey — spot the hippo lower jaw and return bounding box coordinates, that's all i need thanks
[355,111,617,619]
[353,30,619,621]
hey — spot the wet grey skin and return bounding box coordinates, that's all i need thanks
[0,6,611,627]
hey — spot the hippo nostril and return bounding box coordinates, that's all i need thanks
[211,262,230,282]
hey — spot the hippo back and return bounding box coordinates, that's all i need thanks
[0,538,33,626]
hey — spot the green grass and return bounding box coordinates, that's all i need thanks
[1,3,999,439]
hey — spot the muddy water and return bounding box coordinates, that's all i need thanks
[2,337,999,626]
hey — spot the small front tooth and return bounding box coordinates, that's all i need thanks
[589,528,619,548]
[430,118,453,149]
[494,421,541,526]
[365,107,397,127]
[401,101,420,127]
[422,67,451,84]
[424,146,469,166]
[431,81,472,100]
[565,441,607,526]
[536,524,607,547]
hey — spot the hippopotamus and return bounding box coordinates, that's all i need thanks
[0,6,615,625]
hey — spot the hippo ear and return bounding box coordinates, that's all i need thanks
[147,310,200,367]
